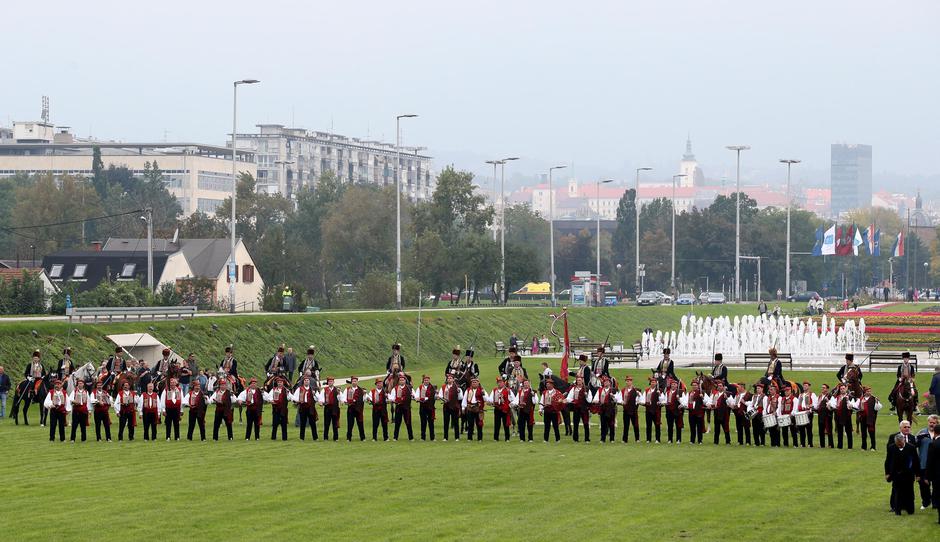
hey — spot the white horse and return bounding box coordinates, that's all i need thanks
[67,362,98,395]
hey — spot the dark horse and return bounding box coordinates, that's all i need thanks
[10,373,54,425]
[893,375,917,424]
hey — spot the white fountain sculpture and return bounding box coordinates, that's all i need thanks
[641,314,867,358]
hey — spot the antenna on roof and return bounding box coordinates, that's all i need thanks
[41,96,50,124]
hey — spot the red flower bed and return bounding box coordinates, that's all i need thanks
[865,326,940,334]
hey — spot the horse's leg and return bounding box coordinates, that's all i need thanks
[23,398,30,425]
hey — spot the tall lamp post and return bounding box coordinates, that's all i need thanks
[229,78,259,313]
[485,160,501,241]
[726,145,750,303]
[671,174,687,295]
[596,179,614,305]
[395,114,418,310]
[548,164,567,307]
[499,157,519,304]
[780,159,800,300]
[634,167,652,296]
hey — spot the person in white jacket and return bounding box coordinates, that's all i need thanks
[565,376,593,442]
[44,379,71,442]
[68,379,91,442]
[160,378,184,441]
[113,380,142,441]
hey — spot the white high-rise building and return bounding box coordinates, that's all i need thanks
[235,124,433,200]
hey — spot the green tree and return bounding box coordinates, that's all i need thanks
[611,188,637,293]
[285,171,345,305]
[321,185,398,282]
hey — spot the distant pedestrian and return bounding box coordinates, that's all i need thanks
[884,286,890,303]
[776,288,782,301]
[758,300,768,316]
[0,366,10,418]
[930,367,940,418]
[285,347,297,383]
[180,353,197,396]
[509,333,519,349]
[539,334,550,354]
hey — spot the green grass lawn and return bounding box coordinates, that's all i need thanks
[1,368,937,541]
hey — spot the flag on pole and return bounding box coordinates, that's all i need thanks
[873,229,881,256]
[893,230,904,257]
[550,308,571,380]
[812,226,824,256]
[821,225,836,255]
[864,224,875,255]
[852,224,864,256]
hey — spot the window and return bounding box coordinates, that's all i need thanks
[50,264,63,278]
[121,263,136,278]
[73,264,88,278]
[197,198,223,213]
[226,264,239,283]
[242,264,254,283]
[196,171,234,192]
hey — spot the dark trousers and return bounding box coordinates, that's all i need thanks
[836,421,852,449]
[622,411,639,442]
[49,410,66,441]
[372,409,388,441]
[781,424,797,447]
[466,413,482,441]
[419,407,435,441]
[443,408,460,440]
[493,410,510,441]
[768,426,780,447]
[818,413,834,448]
[323,408,340,441]
[164,409,180,440]
[752,417,765,446]
[860,426,876,450]
[543,411,560,442]
[70,412,87,441]
[299,410,318,440]
[891,475,916,515]
[600,412,616,442]
[119,411,135,441]
[245,409,261,440]
[918,477,933,508]
[734,413,751,445]
[187,410,205,441]
[799,413,814,447]
[665,410,681,443]
[689,414,704,444]
[562,406,572,434]
[645,411,661,442]
[271,410,288,440]
[142,411,158,440]
[347,410,365,441]
[572,409,590,442]
[213,411,232,441]
[517,412,533,441]
[713,415,731,445]
[94,410,111,441]
[394,407,413,440]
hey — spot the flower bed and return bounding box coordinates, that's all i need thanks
[865,326,940,334]
[867,333,939,344]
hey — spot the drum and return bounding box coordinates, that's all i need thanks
[761,413,777,428]
[777,414,792,427]
[794,411,810,426]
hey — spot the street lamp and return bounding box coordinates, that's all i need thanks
[485,160,501,241]
[635,167,652,297]
[726,145,750,303]
[499,157,519,304]
[548,164,567,307]
[596,179,614,305]
[671,174,687,295]
[229,78,260,313]
[780,159,800,300]
[395,114,418,310]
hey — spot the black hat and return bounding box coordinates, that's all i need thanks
[392,343,401,351]
[596,346,606,353]
[452,347,461,355]
[32,349,41,357]
[508,346,517,353]
[845,353,854,361]
[464,349,474,358]
[63,347,72,355]
[225,345,233,353]
[663,347,671,354]
[307,345,316,355]
[578,354,588,362]
[114,347,123,354]
[902,351,911,358]
[277,346,285,353]
[714,353,723,361]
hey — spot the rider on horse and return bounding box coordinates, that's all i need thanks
[296,346,321,387]
[759,348,785,392]
[888,352,917,406]
[219,345,238,380]
[710,353,730,391]
[24,350,47,394]
[654,348,679,392]
[836,353,860,384]
[106,347,128,375]
[56,348,75,381]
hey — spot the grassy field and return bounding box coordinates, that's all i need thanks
[1,366,937,541]
[0,303,807,377]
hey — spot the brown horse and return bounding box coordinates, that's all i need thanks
[894,375,917,424]
[842,365,864,399]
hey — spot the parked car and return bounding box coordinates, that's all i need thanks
[636,291,660,306]
[676,293,696,305]
[787,291,819,303]
[706,292,726,304]
[698,291,709,304]
[657,292,674,305]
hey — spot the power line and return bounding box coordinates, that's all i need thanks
[2,208,145,230]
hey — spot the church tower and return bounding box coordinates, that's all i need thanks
[678,135,705,187]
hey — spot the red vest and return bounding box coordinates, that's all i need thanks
[49,389,68,413]
[371,389,386,409]
[94,390,111,413]
[72,390,89,415]
[165,388,182,409]
[492,387,511,413]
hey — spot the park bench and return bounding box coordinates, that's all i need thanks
[594,350,640,368]
[743,352,793,371]
[868,352,917,373]
[69,306,197,323]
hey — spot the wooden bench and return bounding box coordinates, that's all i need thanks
[743,352,793,371]
[494,341,506,355]
[571,342,610,355]
[594,351,640,368]
[868,352,917,373]
[929,344,940,359]
[69,306,197,323]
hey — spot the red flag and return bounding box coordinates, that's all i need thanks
[560,309,570,380]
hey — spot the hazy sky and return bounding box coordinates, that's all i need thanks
[3,1,938,188]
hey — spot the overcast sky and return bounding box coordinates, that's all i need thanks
[3,1,938,188]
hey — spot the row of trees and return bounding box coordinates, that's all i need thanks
[0,154,934,310]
